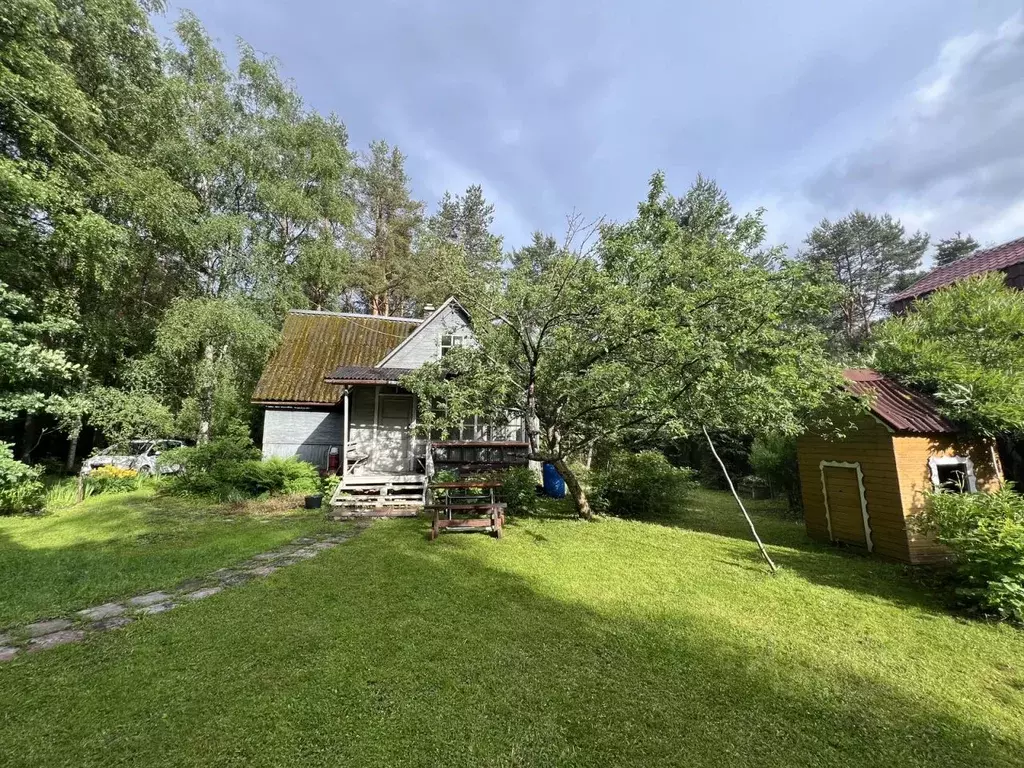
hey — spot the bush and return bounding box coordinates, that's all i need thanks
[590,450,695,519]
[0,442,45,515]
[497,466,541,516]
[749,433,802,510]
[224,457,321,497]
[918,488,1024,623]
[162,432,320,501]
[85,465,142,495]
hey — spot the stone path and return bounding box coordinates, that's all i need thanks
[0,523,365,664]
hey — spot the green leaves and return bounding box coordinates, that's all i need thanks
[873,274,1024,436]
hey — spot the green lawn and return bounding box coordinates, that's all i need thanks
[0,487,333,626]
[1,489,1022,767]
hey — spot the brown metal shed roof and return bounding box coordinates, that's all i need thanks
[890,235,1024,304]
[252,311,420,404]
[324,365,415,384]
[843,369,956,434]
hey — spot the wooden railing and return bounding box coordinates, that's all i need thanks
[430,441,529,471]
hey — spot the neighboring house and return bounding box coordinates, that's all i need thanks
[251,298,527,511]
[889,235,1024,314]
[796,369,1002,564]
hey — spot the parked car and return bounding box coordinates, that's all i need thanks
[80,439,185,476]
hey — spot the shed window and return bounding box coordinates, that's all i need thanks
[929,456,977,494]
[440,334,468,357]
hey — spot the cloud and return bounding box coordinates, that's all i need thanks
[804,12,1024,247]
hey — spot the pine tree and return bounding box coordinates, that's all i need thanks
[935,232,979,268]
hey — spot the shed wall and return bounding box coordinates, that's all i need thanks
[797,414,912,562]
[892,434,1002,564]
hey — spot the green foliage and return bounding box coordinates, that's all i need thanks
[0,282,81,421]
[801,211,929,349]
[407,173,846,518]
[589,450,695,519]
[85,466,142,495]
[873,274,1024,436]
[84,386,175,444]
[43,476,81,510]
[749,434,802,510]
[224,458,321,498]
[935,232,979,268]
[495,466,540,516]
[918,488,1024,623]
[349,140,426,314]
[162,430,317,500]
[0,442,45,514]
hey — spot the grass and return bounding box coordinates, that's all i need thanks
[1,488,1022,767]
[0,486,334,627]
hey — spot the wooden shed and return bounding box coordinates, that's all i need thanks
[797,369,1003,564]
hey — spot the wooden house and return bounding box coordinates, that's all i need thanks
[251,298,528,515]
[797,369,1003,564]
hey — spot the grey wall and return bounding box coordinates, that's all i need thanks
[384,303,472,368]
[262,408,342,469]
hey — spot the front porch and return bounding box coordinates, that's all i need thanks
[331,383,529,518]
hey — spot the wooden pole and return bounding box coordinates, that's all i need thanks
[703,426,777,573]
[76,473,84,504]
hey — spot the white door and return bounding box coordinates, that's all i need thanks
[375,395,414,473]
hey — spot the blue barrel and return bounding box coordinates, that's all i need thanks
[542,462,566,498]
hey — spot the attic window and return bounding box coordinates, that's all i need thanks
[929,456,977,494]
[440,333,467,357]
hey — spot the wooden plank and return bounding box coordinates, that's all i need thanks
[429,481,504,489]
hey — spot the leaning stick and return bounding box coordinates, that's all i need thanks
[703,426,778,573]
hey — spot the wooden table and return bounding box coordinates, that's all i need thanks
[425,480,505,540]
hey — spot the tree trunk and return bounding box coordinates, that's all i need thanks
[555,457,592,520]
[66,426,81,474]
[21,412,35,463]
[198,342,216,445]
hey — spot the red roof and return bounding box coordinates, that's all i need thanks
[891,235,1024,303]
[843,369,956,433]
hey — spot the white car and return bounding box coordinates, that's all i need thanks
[81,439,185,476]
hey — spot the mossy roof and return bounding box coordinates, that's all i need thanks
[252,311,420,404]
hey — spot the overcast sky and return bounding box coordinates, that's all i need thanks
[159,1,1024,258]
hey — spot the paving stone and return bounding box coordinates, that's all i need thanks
[28,630,85,651]
[92,616,134,631]
[212,570,251,586]
[128,591,172,607]
[0,634,12,646]
[23,619,72,638]
[176,578,206,592]
[139,602,174,615]
[0,647,19,662]
[252,552,282,561]
[311,541,337,551]
[184,587,222,601]
[77,602,125,621]
[249,565,278,577]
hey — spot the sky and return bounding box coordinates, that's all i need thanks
[158,1,1024,258]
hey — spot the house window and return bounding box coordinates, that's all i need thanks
[440,333,467,358]
[929,456,977,494]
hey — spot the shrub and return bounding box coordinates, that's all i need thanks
[749,433,802,510]
[590,450,695,519]
[85,465,142,495]
[162,432,319,501]
[225,457,321,497]
[497,466,541,516]
[918,488,1024,623]
[0,442,45,515]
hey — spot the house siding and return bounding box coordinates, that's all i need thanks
[892,434,1002,564]
[262,408,342,469]
[383,304,472,368]
[797,414,912,562]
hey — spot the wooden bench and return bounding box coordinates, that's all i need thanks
[426,481,505,540]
